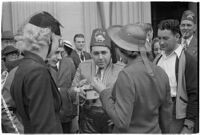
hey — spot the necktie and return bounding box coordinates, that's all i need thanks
[96,68,102,80]
[183,39,188,49]
[80,52,84,61]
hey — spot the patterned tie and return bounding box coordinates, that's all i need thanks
[183,39,188,50]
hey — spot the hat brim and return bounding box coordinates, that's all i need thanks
[63,43,73,50]
[107,26,139,51]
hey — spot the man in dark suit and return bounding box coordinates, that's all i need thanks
[180,10,197,57]
[70,34,91,69]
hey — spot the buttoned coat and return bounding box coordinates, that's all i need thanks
[70,50,91,69]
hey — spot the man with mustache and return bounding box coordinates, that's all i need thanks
[180,10,197,57]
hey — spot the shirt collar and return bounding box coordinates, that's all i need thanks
[181,35,193,45]
[75,49,83,55]
[95,66,104,74]
[161,44,183,58]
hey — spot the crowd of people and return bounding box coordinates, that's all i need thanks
[1,9,198,134]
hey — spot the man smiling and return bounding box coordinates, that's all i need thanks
[180,10,197,57]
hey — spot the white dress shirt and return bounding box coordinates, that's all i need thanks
[157,45,183,97]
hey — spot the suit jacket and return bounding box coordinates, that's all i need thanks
[57,56,77,122]
[10,51,63,133]
[181,36,197,58]
[100,57,172,133]
[70,59,125,107]
[70,50,91,69]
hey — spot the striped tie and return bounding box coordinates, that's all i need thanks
[183,39,188,50]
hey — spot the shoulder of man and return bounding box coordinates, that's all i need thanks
[184,50,197,64]
[83,51,91,57]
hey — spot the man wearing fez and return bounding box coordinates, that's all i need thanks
[92,24,172,133]
[10,11,63,133]
[70,28,124,133]
[180,10,197,57]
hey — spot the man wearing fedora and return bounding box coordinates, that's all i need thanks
[154,19,198,133]
[92,24,172,133]
[180,10,197,57]
[10,11,63,133]
[70,28,124,133]
[57,40,77,133]
[1,45,24,133]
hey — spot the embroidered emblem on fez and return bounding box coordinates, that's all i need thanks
[186,14,194,20]
[94,30,106,42]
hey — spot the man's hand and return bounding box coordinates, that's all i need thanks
[180,126,193,133]
[77,79,88,87]
[91,77,106,93]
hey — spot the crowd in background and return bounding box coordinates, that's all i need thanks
[1,9,198,134]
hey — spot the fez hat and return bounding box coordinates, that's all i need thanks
[62,40,73,49]
[2,45,19,56]
[2,31,14,40]
[108,24,154,76]
[90,28,111,49]
[29,11,62,36]
[181,10,196,23]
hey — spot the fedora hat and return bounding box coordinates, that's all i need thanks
[107,24,146,52]
[2,45,19,56]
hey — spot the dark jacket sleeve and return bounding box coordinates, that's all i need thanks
[185,52,198,126]
[100,71,135,130]
[159,70,173,133]
[24,67,62,133]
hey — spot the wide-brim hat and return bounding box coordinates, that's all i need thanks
[108,24,154,76]
[107,24,146,52]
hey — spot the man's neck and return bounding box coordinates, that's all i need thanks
[76,49,83,53]
[165,44,179,57]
